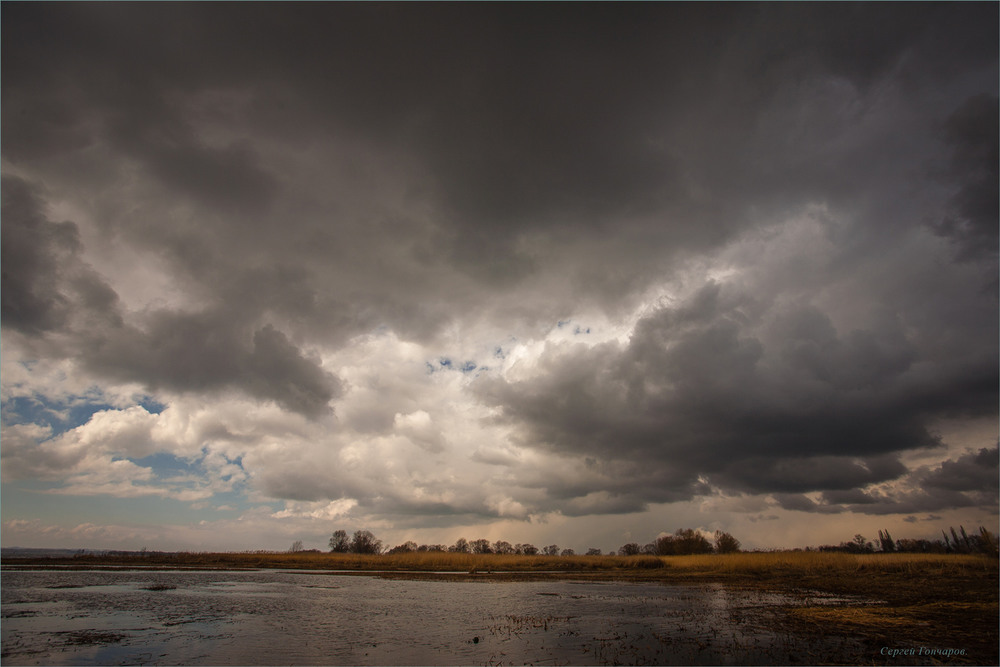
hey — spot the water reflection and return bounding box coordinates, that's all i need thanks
[1,570,865,665]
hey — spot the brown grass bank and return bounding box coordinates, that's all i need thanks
[660,552,998,665]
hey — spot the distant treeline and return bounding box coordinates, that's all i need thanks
[816,526,998,556]
[316,528,741,557]
[311,526,999,558]
[13,526,995,560]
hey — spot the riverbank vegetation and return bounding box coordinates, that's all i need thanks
[4,545,994,578]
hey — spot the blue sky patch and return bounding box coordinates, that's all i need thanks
[137,396,166,414]
[1,395,114,436]
[130,452,198,476]
[1,393,166,440]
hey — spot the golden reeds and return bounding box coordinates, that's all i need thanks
[43,548,996,577]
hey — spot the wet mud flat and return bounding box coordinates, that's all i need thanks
[0,569,884,666]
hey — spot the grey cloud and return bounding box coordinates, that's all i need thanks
[821,489,879,506]
[4,3,995,323]
[469,447,520,467]
[932,94,999,260]
[110,120,277,213]
[557,494,650,518]
[87,313,341,418]
[771,306,915,391]
[719,455,908,496]
[1,177,339,419]
[475,280,995,510]
[1,176,81,333]
[778,448,1000,516]
[6,3,992,307]
[245,325,342,418]
[837,492,992,517]
[774,494,829,514]
[1,176,122,335]
[919,447,999,494]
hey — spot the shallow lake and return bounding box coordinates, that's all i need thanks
[1,569,866,665]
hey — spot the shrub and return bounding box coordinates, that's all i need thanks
[714,531,741,554]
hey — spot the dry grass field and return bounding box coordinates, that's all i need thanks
[23,546,988,576]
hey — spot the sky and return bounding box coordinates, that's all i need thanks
[2,3,997,554]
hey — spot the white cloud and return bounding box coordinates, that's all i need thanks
[271,498,359,520]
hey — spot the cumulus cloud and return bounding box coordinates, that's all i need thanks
[474,243,996,513]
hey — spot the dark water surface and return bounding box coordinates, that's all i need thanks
[1,569,865,665]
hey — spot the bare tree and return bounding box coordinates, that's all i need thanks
[289,540,304,552]
[493,540,514,554]
[329,530,350,553]
[470,538,493,554]
[585,548,603,556]
[673,529,713,554]
[543,544,559,556]
[350,530,383,554]
[449,538,470,553]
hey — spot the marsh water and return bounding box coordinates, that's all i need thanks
[1,569,866,665]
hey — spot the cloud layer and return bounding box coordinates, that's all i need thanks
[2,3,996,550]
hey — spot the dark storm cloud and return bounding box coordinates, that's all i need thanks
[808,444,1000,516]
[821,447,999,516]
[920,447,999,495]
[6,3,995,295]
[109,120,277,214]
[706,449,999,516]
[932,94,1000,261]
[1,176,121,334]
[1,174,340,418]
[84,311,342,418]
[2,176,80,333]
[475,280,997,511]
